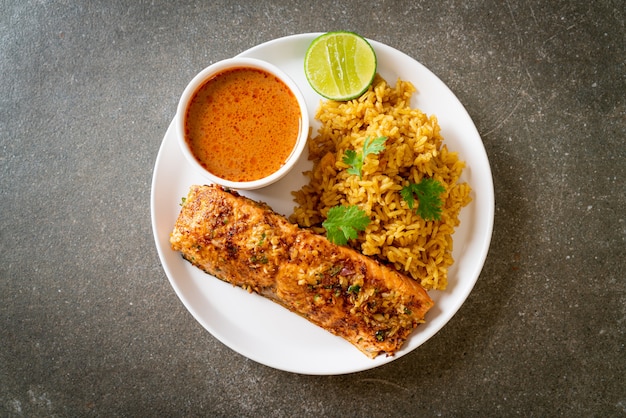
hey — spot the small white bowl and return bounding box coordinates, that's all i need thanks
[175,57,309,190]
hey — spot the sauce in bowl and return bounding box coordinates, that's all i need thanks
[184,67,302,183]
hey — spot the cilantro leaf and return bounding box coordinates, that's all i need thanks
[342,136,387,178]
[363,135,387,156]
[343,149,361,177]
[322,205,371,245]
[401,178,446,221]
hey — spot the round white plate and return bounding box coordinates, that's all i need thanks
[151,33,494,375]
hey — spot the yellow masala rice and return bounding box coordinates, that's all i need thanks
[289,75,472,290]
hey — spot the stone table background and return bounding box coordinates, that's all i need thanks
[1,1,624,416]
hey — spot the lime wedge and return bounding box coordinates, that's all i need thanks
[304,31,377,101]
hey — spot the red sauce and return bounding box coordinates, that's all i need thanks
[184,67,301,182]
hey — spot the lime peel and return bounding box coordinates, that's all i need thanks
[304,31,377,101]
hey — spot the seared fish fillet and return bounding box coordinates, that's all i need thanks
[170,184,434,358]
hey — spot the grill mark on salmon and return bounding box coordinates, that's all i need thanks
[170,184,434,358]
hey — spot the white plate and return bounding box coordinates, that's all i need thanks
[151,33,494,375]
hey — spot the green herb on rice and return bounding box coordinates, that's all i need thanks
[322,205,371,245]
[343,136,387,178]
[401,178,446,221]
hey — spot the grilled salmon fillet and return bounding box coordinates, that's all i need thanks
[170,184,434,358]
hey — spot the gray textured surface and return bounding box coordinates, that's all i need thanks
[1,1,624,416]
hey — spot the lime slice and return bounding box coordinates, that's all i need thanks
[304,31,377,101]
